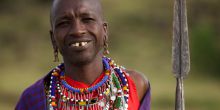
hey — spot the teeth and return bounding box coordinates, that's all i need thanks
[71,42,88,47]
[76,42,80,47]
[72,42,80,47]
[81,42,88,46]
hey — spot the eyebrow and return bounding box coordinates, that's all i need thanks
[55,14,73,23]
[55,11,97,21]
[80,12,96,18]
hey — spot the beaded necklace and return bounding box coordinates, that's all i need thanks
[48,57,129,110]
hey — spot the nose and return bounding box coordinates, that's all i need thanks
[69,19,86,37]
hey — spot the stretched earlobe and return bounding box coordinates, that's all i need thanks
[50,30,59,62]
[103,22,109,44]
[53,48,59,62]
[103,40,110,55]
[103,22,108,37]
[103,22,109,55]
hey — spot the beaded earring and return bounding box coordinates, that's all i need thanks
[104,41,110,55]
[53,48,59,62]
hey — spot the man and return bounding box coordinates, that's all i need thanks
[16,0,150,110]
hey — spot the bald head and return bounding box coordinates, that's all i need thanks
[50,0,104,28]
[49,0,109,66]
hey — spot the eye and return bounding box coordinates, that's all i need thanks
[56,21,71,27]
[82,17,95,23]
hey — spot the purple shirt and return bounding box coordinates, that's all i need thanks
[15,73,151,110]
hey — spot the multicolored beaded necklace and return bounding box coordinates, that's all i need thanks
[48,57,130,110]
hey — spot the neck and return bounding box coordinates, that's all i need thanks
[63,56,103,85]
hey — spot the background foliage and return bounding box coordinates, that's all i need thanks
[0,0,219,110]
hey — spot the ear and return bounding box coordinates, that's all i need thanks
[50,30,57,51]
[103,22,108,42]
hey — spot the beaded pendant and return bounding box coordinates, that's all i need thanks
[48,57,129,110]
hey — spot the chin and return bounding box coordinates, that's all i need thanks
[64,52,97,66]
[73,57,92,66]
[62,46,103,66]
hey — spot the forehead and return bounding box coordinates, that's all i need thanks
[51,0,102,20]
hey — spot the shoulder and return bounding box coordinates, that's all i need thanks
[19,78,45,99]
[16,78,45,109]
[125,69,149,102]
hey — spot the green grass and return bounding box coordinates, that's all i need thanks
[0,0,220,110]
[1,35,220,110]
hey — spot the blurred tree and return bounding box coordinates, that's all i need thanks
[189,0,220,77]
[30,0,50,6]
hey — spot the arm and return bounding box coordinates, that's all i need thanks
[126,70,151,110]
[126,70,149,101]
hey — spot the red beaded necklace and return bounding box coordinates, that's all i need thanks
[47,57,130,110]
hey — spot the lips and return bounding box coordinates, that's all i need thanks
[67,39,92,51]
[70,41,89,47]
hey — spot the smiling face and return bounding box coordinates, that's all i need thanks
[50,0,108,65]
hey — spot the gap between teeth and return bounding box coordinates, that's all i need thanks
[72,42,88,47]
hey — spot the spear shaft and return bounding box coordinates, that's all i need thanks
[172,0,190,109]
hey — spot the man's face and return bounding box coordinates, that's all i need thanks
[50,0,107,65]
